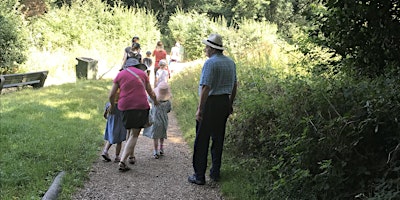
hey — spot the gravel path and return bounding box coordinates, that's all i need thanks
[72,111,224,200]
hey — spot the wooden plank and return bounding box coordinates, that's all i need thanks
[3,80,41,88]
[0,70,49,93]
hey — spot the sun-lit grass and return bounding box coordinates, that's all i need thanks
[169,64,201,148]
[0,79,112,199]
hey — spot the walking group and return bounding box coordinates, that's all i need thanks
[99,33,237,186]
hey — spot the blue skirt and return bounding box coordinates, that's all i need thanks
[104,103,126,144]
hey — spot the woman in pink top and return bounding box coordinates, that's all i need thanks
[108,58,158,171]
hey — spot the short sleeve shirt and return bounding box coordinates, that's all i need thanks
[155,69,169,87]
[114,67,150,111]
[153,49,167,68]
[199,53,237,96]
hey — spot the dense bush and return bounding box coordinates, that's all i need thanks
[227,63,400,199]
[0,0,29,74]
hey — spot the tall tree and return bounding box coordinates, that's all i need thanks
[315,0,400,77]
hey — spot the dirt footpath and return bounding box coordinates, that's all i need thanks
[72,111,224,200]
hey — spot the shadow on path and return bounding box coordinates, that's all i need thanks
[72,112,223,200]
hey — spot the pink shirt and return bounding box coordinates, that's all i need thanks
[114,67,150,111]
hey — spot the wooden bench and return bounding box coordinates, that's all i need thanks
[0,71,49,94]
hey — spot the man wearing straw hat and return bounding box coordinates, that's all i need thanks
[188,33,238,185]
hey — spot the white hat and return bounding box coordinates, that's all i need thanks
[159,59,167,66]
[202,33,224,50]
[155,82,171,101]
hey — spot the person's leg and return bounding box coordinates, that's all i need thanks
[120,128,140,167]
[192,119,211,180]
[153,138,159,159]
[114,142,122,162]
[101,141,112,162]
[210,96,230,181]
[159,138,165,155]
[124,129,135,162]
[210,120,227,180]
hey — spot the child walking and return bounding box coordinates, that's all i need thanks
[101,101,126,162]
[143,51,153,77]
[154,59,169,87]
[143,81,172,159]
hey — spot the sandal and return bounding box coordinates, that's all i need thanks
[128,156,136,164]
[153,153,159,159]
[101,153,111,162]
[118,162,130,172]
[114,156,121,163]
[159,149,164,156]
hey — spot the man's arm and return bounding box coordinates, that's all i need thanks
[196,85,210,121]
[229,82,237,114]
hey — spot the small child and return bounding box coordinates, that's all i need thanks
[143,51,153,77]
[143,81,172,159]
[155,59,169,87]
[101,101,126,162]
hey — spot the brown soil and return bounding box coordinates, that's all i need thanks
[72,112,224,200]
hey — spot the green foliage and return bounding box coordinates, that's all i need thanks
[169,63,202,145]
[312,0,400,77]
[0,0,29,74]
[169,11,399,199]
[22,0,159,82]
[168,10,219,60]
[0,79,111,199]
[227,63,400,198]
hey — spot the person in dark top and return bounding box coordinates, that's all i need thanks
[121,36,142,69]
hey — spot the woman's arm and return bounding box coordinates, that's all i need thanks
[108,82,119,114]
[145,81,159,106]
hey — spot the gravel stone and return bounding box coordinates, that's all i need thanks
[72,112,224,200]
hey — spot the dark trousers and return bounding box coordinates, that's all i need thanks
[193,95,230,180]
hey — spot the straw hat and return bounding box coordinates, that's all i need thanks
[202,33,224,50]
[155,82,171,101]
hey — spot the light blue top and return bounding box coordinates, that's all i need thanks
[198,53,237,96]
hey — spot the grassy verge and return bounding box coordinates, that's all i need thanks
[0,79,112,199]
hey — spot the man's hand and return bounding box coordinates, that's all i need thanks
[196,108,203,122]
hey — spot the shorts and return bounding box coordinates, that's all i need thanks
[122,109,149,129]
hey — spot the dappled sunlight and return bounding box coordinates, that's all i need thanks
[64,112,92,120]
[41,98,80,108]
[167,136,185,144]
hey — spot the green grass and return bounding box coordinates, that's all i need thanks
[0,79,112,199]
[169,64,201,148]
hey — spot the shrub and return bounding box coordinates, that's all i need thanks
[0,0,29,74]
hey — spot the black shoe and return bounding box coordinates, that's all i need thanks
[188,175,205,185]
